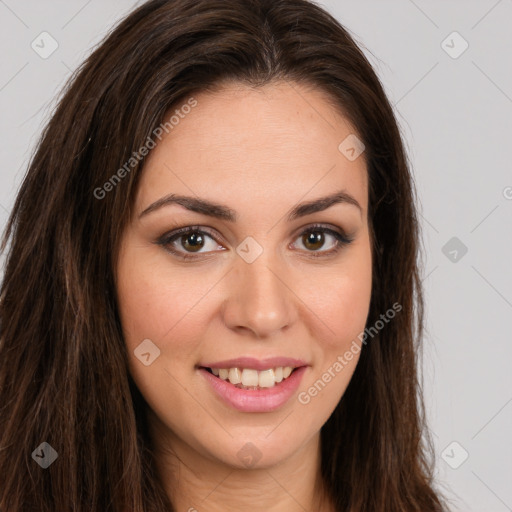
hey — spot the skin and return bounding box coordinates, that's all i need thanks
[116,81,372,512]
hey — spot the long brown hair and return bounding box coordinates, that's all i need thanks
[0,0,447,510]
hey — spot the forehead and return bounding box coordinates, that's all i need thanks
[136,81,368,219]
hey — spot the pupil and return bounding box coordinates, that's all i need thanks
[304,231,324,251]
[182,232,204,252]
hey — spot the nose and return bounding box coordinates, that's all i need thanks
[221,254,297,339]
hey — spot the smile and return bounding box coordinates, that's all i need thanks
[198,363,308,413]
[203,366,296,389]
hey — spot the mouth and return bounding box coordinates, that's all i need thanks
[200,365,301,390]
[197,358,308,412]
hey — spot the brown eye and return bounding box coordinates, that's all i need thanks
[293,224,354,258]
[157,226,224,260]
[302,231,326,251]
[180,232,205,252]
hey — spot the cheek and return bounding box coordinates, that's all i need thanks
[328,273,372,343]
[117,240,197,339]
[306,242,373,349]
[294,238,372,416]
[115,242,211,419]
[295,250,372,421]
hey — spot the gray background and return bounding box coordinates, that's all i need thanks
[1,1,511,510]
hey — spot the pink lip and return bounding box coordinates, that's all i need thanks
[199,366,308,413]
[199,356,308,371]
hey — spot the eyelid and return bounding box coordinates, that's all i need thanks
[155,222,354,260]
[290,223,354,259]
[290,222,353,243]
[156,225,223,257]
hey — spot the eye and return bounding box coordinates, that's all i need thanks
[291,224,354,258]
[156,225,224,260]
[156,223,354,261]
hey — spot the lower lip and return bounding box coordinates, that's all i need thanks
[199,366,307,413]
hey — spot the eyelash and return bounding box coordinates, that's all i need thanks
[155,223,354,261]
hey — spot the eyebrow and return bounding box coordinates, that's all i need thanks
[138,189,362,222]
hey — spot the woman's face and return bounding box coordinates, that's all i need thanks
[116,81,372,469]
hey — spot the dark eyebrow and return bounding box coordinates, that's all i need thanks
[138,189,362,222]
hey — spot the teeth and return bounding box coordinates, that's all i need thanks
[209,366,295,388]
[241,369,259,387]
[258,369,275,388]
[228,367,242,384]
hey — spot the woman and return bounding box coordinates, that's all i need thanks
[0,0,447,510]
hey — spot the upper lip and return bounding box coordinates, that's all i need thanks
[199,356,308,371]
